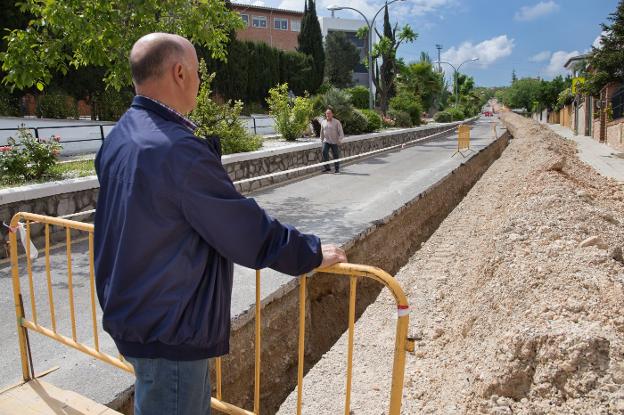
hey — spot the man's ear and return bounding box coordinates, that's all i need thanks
[173,62,185,85]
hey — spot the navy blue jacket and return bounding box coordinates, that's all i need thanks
[94,96,322,360]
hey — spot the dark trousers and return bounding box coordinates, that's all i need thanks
[322,142,340,172]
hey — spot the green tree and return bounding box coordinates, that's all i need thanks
[1,0,243,91]
[501,77,542,111]
[298,0,325,93]
[512,69,518,84]
[586,0,624,94]
[367,4,416,113]
[324,32,361,88]
[397,61,443,113]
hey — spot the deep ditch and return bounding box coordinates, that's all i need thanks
[109,128,511,414]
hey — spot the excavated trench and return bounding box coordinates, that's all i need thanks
[110,130,511,415]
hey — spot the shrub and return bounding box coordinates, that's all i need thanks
[314,87,353,121]
[93,89,134,121]
[447,106,465,121]
[346,85,370,109]
[266,83,313,141]
[434,110,452,123]
[343,109,369,135]
[389,91,423,126]
[360,109,382,132]
[0,128,62,184]
[36,89,79,119]
[191,60,262,154]
[387,109,412,127]
[318,82,333,94]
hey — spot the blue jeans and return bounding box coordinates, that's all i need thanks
[126,356,211,415]
[322,142,340,172]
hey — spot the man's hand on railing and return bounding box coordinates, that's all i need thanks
[319,244,348,269]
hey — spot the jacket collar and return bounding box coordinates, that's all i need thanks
[131,95,198,133]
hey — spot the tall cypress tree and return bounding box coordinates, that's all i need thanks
[297,0,325,92]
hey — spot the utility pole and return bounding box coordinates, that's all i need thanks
[435,44,443,72]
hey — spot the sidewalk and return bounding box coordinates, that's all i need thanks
[547,123,624,183]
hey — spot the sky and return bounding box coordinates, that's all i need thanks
[234,0,620,87]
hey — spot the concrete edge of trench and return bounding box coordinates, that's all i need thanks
[107,129,511,415]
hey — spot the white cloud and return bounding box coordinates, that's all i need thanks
[545,50,580,76]
[440,35,514,71]
[529,50,551,62]
[409,0,455,17]
[280,0,454,18]
[514,1,559,22]
[237,0,267,6]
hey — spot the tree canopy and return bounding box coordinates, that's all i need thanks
[324,32,361,88]
[298,0,324,93]
[586,0,624,94]
[1,0,243,91]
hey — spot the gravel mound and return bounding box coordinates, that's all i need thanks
[278,113,624,414]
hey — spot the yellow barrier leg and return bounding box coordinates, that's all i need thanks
[254,269,261,414]
[296,275,307,415]
[9,217,31,381]
[388,314,410,415]
[344,276,357,415]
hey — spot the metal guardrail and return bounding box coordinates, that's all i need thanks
[8,212,413,414]
[0,124,115,144]
[0,114,276,147]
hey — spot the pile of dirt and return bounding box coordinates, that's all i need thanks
[278,113,624,414]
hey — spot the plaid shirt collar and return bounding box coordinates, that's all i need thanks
[137,95,198,133]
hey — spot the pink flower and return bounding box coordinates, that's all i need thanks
[0,146,13,152]
[51,135,61,142]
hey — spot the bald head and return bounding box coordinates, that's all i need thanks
[130,33,192,85]
[129,33,200,114]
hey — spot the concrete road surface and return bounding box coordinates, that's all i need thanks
[0,115,276,156]
[0,116,502,405]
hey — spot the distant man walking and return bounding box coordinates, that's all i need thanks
[94,33,346,415]
[320,108,344,173]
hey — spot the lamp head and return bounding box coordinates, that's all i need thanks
[327,5,344,11]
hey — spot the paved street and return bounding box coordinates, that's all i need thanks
[0,116,502,405]
[0,115,277,156]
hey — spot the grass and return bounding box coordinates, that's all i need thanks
[0,159,95,190]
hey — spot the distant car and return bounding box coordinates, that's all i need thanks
[483,111,492,117]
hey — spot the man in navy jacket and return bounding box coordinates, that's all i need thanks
[94,33,346,415]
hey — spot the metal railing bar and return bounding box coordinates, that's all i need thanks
[66,227,77,341]
[254,269,261,414]
[344,276,357,415]
[296,274,307,415]
[44,224,57,333]
[25,221,37,325]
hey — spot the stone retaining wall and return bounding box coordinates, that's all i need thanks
[0,122,468,259]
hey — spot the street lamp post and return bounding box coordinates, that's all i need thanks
[328,0,405,110]
[435,58,479,107]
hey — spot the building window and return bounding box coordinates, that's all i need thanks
[240,14,249,26]
[291,19,301,32]
[252,16,267,28]
[274,18,288,30]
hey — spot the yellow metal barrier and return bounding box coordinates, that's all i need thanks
[8,212,413,415]
[452,124,474,157]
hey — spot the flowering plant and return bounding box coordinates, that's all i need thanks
[0,127,62,184]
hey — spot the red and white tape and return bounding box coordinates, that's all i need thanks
[397,304,409,317]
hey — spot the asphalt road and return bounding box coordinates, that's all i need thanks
[0,116,502,405]
[0,115,276,156]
